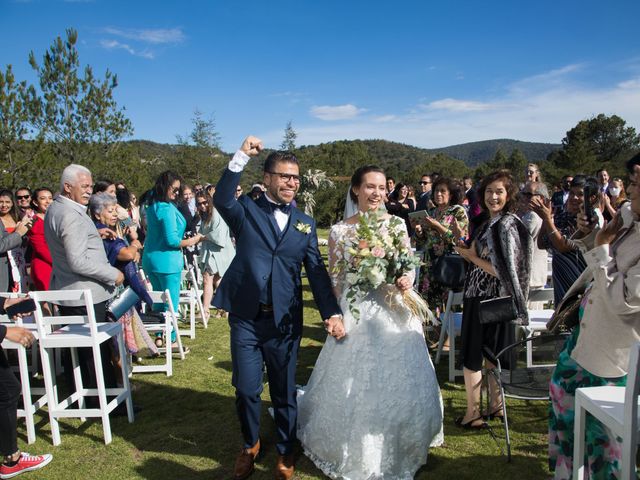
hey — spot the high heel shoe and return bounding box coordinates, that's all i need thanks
[454,415,487,429]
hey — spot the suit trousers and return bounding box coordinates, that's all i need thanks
[0,350,21,456]
[229,311,301,456]
[58,301,117,401]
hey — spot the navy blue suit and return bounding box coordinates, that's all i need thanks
[213,167,340,455]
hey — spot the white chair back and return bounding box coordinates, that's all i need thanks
[31,289,97,335]
[623,342,640,470]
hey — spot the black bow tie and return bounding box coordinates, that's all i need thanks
[271,202,291,214]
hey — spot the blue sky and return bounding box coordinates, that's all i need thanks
[2,0,640,152]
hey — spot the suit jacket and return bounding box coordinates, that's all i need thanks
[142,201,186,274]
[0,222,23,292]
[416,191,432,211]
[44,195,120,306]
[213,168,340,327]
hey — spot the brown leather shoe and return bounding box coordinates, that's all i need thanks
[274,453,295,480]
[233,439,260,480]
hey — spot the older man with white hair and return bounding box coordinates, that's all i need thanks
[44,164,125,403]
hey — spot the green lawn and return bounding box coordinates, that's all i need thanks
[14,237,552,479]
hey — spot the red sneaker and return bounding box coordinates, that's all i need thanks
[0,453,53,479]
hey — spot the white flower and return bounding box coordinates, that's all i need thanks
[346,273,358,284]
[295,220,312,234]
[366,267,385,286]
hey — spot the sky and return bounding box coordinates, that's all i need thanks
[2,0,640,152]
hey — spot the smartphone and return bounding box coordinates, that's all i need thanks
[121,217,133,228]
[5,299,37,317]
[408,210,429,221]
[583,183,597,224]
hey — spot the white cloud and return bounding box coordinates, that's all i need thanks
[310,104,367,121]
[285,65,640,149]
[423,98,499,112]
[100,39,154,59]
[102,27,185,44]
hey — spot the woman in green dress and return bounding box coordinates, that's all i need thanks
[196,191,236,323]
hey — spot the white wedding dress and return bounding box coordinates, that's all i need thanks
[298,220,444,480]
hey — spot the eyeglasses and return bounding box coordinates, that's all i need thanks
[267,171,301,183]
[16,195,30,200]
[419,181,432,185]
[197,201,209,206]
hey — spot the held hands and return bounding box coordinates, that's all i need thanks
[395,274,412,292]
[240,136,264,157]
[324,315,346,340]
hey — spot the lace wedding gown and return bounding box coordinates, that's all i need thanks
[298,219,444,480]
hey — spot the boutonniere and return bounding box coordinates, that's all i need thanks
[295,220,312,234]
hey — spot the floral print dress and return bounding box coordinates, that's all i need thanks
[416,204,469,314]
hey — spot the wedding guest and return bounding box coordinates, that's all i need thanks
[413,177,468,317]
[602,176,627,219]
[596,168,610,194]
[531,175,601,305]
[142,171,203,347]
[549,155,640,479]
[0,298,52,479]
[26,188,54,291]
[551,175,573,214]
[114,185,140,243]
[386,182,415,233]
[196,191,235,323]
[519,182,551,308]
[0,190,29,292]
[416,174,434,211]
[454,170,531,428]
[88,193,157,357]
[525,163,543,183]
[14,188,32,217]
[94,179,116,196]
[386,176,395,195]
[44,164,124,402]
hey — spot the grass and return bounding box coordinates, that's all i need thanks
[13,236,552,479]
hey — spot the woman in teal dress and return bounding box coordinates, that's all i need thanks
[195,192,235,323]
[142,171,203,345]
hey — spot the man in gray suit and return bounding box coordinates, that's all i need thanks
[45,164,124,396]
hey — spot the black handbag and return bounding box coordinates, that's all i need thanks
[430,253,466,290]
[546,292,583,333]
[478,296,518,325]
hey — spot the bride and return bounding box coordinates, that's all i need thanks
[298,165,443,480]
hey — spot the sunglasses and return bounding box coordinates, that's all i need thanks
[419,181,432,185]
[197,201,209,206]
[16,195,30,200]
[236,188,243,192]
[172,187,180,194]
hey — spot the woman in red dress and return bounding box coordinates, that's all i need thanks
[26,188,53,291]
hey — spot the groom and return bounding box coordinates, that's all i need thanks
[213,136,344,480]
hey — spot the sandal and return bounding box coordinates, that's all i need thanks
[454,415,487,430]
[482,408,505,422]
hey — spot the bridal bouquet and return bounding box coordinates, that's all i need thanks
[336,210,431,322]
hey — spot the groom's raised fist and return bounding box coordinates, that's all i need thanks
[240,136,264,157]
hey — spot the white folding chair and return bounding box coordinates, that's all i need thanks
[1,318,47,444]
[134,289,186,377]
[435,290,464,382]
[524,287,555,367]
[31,289,134,446]
[574,341,640,479]
[178,268,206,338]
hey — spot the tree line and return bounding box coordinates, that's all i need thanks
[2,29,639,227]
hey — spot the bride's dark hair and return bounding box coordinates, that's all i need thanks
[350,165,385,203]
